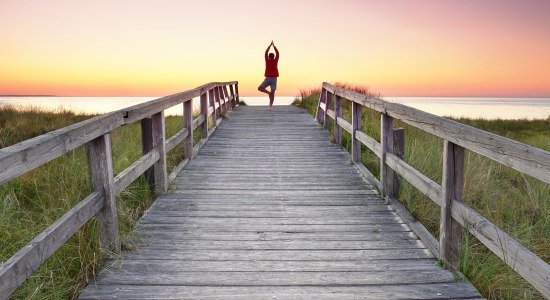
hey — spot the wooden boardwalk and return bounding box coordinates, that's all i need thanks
[80,106,481,299]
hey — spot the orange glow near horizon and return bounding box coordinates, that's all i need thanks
[1,0,550,97]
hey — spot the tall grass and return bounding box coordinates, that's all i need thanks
[0,104,202,299]
[292,86,549,300]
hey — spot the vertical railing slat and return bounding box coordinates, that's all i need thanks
[183,99,194,160]
[88,134,120,253]
[333,95,342,145]
[324,91,332,129]
[440,140,465,269]
[200,92,209,139]
[380,113,394,199]
[351,101,362,163]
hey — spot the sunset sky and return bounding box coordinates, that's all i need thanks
[1,0,549,97]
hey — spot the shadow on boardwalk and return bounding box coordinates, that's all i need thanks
[80,106,481,299]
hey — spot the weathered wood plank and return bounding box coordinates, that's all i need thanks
[164,127,189,152]
[323,82,550,183]
[380,113,394,198]
[151,112,168,192]
[200,92,209,138]
[80,283,482,300]
[183,99,193,160]
[385,152,441,204]
[336,116,352,134]
[114,149,160,195]
[351,102,362,163]
[0,192,103,298]
[88,134,120,253]
[439,141,465,270]
[452,200,550,298]
[355,130,382,157]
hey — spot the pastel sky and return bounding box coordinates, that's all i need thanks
[1,0,549,96]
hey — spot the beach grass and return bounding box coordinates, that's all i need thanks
[293,88,549,300]
[0,104,202,299]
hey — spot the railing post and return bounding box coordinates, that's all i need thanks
[392,127,405,196]
[141,112,167,193]
[221,86,229,111]
[229,85,236,109]
[440,140,465,270]
[323,91,332,129]
[380,113,394,199]
[315,87,327,124]
[200,92,209,138]
[183,99,194,160]
[235,83,240,106]
[214,87,222,116]
[208,89,217,124]
[333,95,342,145]
[88,134,120,254]
[351,101,362,163]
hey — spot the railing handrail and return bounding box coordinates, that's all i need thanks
[322,82,550,184]
[0,80,239,298]
[315,82,550,298]
[0,81,237,185]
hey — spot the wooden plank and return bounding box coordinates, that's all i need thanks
[192,114,205,131]
[208,89,217,124]
[323,82,550,183]
[229,84,236,109]
[351,102,361,163]
[385,152,441,205]
[235,83,240,106]
[324,91,332,129]
[183,99,193,160]
[386,195,440,259]
[380,113,394,198]
[151,112,167,193]
[315,87,326,123]
[326,109,335,120]
[355,130,381,157]
[336,116,352,134]
[223,85,231,111]
[353,162,382,192]
[439,141,464,270]
[168,158,189,183]
[200,92,209,138]
[0,192,103,299]
[80,283,482,300]
[88,134,120,253]
[391,128,404,196]
[165,128,189,152]
[113,149,160,195]
[452,200,550,298]
[333,95,342,145]
[92,270,455,286]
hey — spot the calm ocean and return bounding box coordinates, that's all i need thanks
[0,96,548,120]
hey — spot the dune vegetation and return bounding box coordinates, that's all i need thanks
[292,84,549,300]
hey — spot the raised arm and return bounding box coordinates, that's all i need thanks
[264,43,271,60]
[273,44,279,60]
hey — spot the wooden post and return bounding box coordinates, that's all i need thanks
[208,89,216,124]
[183,99,194,160]
[218,86,226,115]
[223,85,231,111]
[333,95,342,145]
[235,83,240,106]
[440,140,465,270]
[214,87,222,116]
[200,92,208,138]
[315,88,327,123]
[141,112,167,193]
[229,85,236,109]
[351,102,362,163]
[380,113,394,199]
[88,134,120,253]
[392,127,405,196]
[324,91,332,129]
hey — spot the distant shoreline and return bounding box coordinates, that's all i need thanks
[0,95,57,97]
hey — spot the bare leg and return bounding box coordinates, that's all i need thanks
[269,90,275,109]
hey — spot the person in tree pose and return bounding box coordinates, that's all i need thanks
[258,41,279,109]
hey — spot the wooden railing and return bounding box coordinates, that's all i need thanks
[315,82,550,297]
[0,81,240,298]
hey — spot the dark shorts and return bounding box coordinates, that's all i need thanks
[258,77,277,91]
